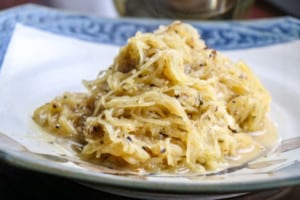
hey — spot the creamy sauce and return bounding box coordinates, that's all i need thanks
[226,119,279,168]
[32,117,279,175]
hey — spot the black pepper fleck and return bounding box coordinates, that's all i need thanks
[228,125,237,133]
[126,136,133,142]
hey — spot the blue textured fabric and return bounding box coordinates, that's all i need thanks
[0,4,300,67]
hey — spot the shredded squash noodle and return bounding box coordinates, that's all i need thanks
[33,22,272,174]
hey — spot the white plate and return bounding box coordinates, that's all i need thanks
[0,5,300,200]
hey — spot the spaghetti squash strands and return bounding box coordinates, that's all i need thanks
[33,22,277,174]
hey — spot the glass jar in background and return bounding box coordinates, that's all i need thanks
[114,0,255,20]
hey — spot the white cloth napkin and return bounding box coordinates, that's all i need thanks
[1,23,300,83]
[1,24,119,82]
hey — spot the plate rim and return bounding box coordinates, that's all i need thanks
[1,148,300,194]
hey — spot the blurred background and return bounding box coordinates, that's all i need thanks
[0,0,299,19]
